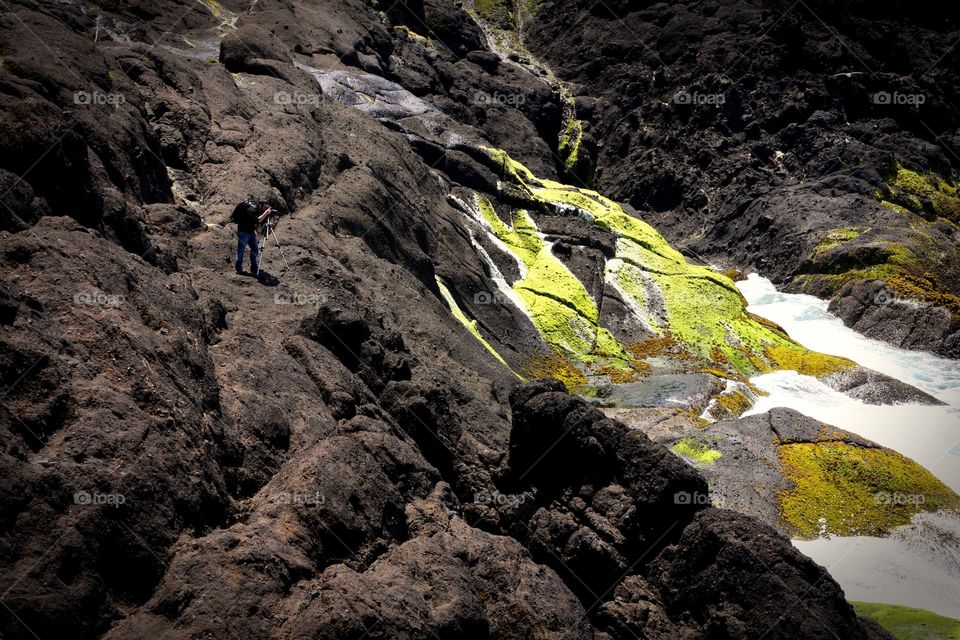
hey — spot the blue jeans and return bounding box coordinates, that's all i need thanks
[236,231,259,273]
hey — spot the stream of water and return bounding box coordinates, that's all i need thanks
[737,274,960,618]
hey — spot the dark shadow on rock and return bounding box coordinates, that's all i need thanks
[256,270,282,286]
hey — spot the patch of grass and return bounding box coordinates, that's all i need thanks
[852,602,960,640]
[777,442,960,538]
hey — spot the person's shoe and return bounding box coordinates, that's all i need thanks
[235,268,244,275]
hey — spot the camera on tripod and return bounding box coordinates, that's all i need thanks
[255,203,289,278]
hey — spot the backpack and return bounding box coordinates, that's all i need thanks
[231,200,256,224]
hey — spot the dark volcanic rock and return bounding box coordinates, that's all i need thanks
[498,382,888,639]
[650,508,879,640]
[0,217,233,639]
[0,1,899,639]
[829,279,960,358]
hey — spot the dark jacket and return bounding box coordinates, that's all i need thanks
[233,202,260,233]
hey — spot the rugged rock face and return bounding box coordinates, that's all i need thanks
[0,0,917,638]
[500,383,888,640]
[526,0,960,356]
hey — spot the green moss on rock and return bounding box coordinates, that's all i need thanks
[479,146,856,379]
[557,97,590,182]
[878,163,960,223]
[671,437,723,467]
[813,227,865,259]
[764,345,855,377]
[709,389,753,420]
[475,195,630,364]
[521,352,587,392]
[777,442,960,538]
[393,25,432,46]
[470,0,541,38]
[852,602,960,640]
[436,277,516,375]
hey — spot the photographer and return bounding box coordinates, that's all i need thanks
[232,199,273,275]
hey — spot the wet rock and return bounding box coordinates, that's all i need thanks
[829,280,960,358]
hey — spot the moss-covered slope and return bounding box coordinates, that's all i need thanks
[778,440,960,538]
[475,146,854,381]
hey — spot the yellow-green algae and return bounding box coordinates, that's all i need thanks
[877,163,960,223]
[813,227,865,259]
[671,437,722,467]
[559,117,584,175]
[471,0,542,37]
[436,277,518,376]
[764,345,853,377]
[803,237,960,319]
[708,389,753,420]
[521,352,588,392]
[777,441,960,538]
[199,0,226,18]
[198,0,237,28]
[820,163,960,315]
[608,258,661,333]
[852,602,960,640]
[476,195,629,364]
[393,25,432,46]
[557,95,588,180]
[482,146,853,378]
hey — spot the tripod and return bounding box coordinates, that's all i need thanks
[256,215,290,278]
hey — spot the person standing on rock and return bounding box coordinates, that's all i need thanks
[232,199,272,275]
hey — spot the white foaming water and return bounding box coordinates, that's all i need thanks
[738,274,960,492]
[737,274,960,617]
[738,274,960,406]
[794,513,960,619]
